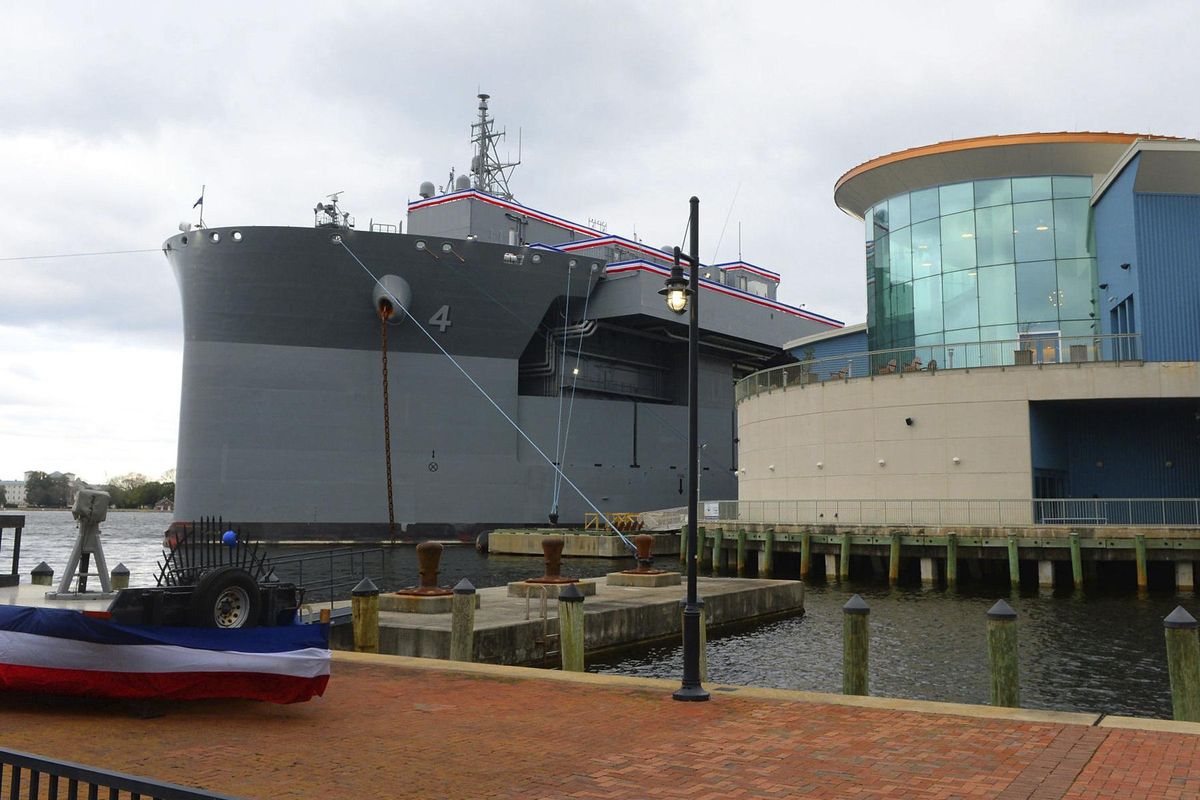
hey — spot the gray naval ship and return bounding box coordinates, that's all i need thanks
[163,95,842,540]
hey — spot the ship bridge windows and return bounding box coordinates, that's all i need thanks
[748,279,769,298]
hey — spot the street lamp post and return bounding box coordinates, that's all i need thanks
[660,196,709,702]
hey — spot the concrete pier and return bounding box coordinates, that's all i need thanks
[1180,562,1196,592]
[1038,560,1054,588]
[330,576,803,665]
[920,557,936,585]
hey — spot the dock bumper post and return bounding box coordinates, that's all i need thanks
[946,533,958,588]
[736,530,747,577]
[711,529,724,576]
[888,532,901,585]
[110,563,130,591]
[30,562,53,587]
[761,530,775,578]
[559,583,585,672]
[800,531,812,579]
[1069,533,1083,591]
[351,577,380,654]
[450,578,476,662]
[842,594,869,696]
[986,600,1020,708]
[1165,606,1200,722]
[839,531,851,581]
[1007,536,1020,588]
[1136,534,1149,591]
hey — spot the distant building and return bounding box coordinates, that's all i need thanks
[737,133,1200,517]
[154,497,175,513]
[0,481,26,507]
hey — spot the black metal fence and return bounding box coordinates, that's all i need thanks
[267,547,385,606]
[0,747,242,799]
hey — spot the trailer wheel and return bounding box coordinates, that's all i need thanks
[191,567,260,628]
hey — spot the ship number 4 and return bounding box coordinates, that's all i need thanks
[428,305,452,333]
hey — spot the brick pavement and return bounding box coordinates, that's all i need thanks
[0,653,1198,799]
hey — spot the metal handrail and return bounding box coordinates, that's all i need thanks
[737,332,1144,402]
[0,747,241,799]
[702,498,1200,528]
[267,547,385,607]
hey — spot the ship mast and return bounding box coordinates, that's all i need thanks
[470,93,520,199]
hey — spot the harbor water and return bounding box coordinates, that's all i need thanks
[5,510,1185,719]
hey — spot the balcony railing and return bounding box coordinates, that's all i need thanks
[704,498,1200,528]
[736,333,1143,402]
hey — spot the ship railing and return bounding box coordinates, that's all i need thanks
[735,333,1143,402]
[704,498,1200,528]
[369,220,400,233]
[0,747,242,800]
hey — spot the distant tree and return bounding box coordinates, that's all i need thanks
[160,468,176,483]
[25,471,70,507]
[0,485,7,507]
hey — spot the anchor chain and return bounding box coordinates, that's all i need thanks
[379,304,396,542]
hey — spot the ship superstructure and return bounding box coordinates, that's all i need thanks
[163,96,842,539]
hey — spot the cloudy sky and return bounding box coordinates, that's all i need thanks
[1,1,1198,484]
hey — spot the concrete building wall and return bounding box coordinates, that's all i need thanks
[737,361,1200,503]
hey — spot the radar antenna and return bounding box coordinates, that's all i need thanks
[470,93,521,199]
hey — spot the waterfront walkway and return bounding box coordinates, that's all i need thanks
[2,653,1199,798]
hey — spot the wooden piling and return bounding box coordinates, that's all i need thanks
[888,532,901,585]
[762,530,775,578]
[450,578,476,663]
[1136,534,1149,591]
[1069,532,1083,591]
[946,533,958,588]
[842,594,869,696]
[110,563,130,591]
[736,530,747,577]
[1007,535,1020,588]
[986,600,1020,708]
[697,526,711,569]
[30,562,53,587]
[800,531,812,579]
[712,529,724,576]
[679,524,688,569]
[319,608,331,624]
[1164,606,1200,722]
[351,577,380,654]
[559,583,585,672]
[839,531,851,581]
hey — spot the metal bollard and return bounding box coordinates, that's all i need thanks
[110,563,130,591]
[842,594,869,696]
[351,577,380,654]
[450,578,476,663]
[30,562,53,586]
[559,583,585,672]
[987,599,1020,708]
[1164,606,1200,722]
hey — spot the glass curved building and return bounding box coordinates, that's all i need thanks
[835,133,1147,365]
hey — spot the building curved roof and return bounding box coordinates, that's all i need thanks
[833,132,1176,219]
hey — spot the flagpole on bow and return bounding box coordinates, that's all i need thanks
[194,185,205,228]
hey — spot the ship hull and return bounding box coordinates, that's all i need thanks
[167,226,738,540]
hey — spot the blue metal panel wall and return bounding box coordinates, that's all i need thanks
[1093,156,1141,338]
[1057,402,1200,498]
[790,329,868,379]
[1135,193,1200,361]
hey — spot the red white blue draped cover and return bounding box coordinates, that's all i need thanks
[0,606,330,704]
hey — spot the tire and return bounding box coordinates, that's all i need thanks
[190,567,260,628]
